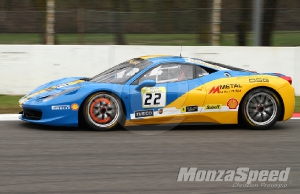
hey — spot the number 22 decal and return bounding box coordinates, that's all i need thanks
[142,87,166,108]
[144,93,161,105]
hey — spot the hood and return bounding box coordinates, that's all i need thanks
[19,77,89,105]
[26,77,86,94]
[19,77,124,106]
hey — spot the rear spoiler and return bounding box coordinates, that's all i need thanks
[263,73,292,84]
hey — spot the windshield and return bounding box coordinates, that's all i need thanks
[89,58,152,84]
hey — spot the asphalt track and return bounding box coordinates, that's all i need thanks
[0,120,299,193]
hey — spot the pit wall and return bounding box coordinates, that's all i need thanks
[0,45,298,95]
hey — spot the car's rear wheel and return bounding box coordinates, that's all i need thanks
[83,92,124,131]
[240,88,281,129]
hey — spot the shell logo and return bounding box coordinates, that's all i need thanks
[227,98,239,109]
[71,103,79,111]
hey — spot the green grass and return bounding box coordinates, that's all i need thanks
[295,96,300,113]
[0,95,22,114]
[1,32,300,46]
[0,95,299,114]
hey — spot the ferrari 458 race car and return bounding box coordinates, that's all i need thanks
[19,55,295,130]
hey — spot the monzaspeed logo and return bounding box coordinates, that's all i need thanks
[177,167,291,184]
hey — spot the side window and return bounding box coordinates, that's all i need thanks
[195,66,209,78]
[137,63,194,84]
[137,66,163,84]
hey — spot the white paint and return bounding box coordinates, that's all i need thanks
[0,114,20,121]
[0,114,298,122]
[0,45,299,95]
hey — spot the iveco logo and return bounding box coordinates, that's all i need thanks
[135,110,154,118]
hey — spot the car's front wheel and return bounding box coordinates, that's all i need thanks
[240,88,281,129]
[83,92,124,131]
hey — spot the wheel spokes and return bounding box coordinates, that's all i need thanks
[88,94,120,126]
[246,92,277,126]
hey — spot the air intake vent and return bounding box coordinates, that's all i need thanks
[22,109,42,120]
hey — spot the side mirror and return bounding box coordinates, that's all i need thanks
[136,79,156,90]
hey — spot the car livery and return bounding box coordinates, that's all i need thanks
[19,55,295,130]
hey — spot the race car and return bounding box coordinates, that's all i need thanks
[19,55,295,130]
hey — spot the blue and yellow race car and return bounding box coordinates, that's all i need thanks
[19,55,295,130]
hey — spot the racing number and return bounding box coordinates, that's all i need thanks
[154,93,161,105]
[144,93,161,105]
[144,94,151,105]
[142,87,166,108]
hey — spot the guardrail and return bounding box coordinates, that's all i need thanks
[0,45,299,95]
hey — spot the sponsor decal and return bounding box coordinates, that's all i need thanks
[127,59,141,65]
[227,98,239,109]
[186,106,198,112]
[135,110,154,118]
[209,84,242,94]
[177,167,291,188]
[249,78,269,83]
[141,87,166,108]
[71,103,79,111]
[158,107,177,115]
[204,104,222,110]
[181,105,198,113]
[52,105,70,110]
[54,80,83,89]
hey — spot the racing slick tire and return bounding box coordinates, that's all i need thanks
[240,88,282,129]
[83,92,124,131]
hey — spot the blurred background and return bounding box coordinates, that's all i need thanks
[0,0,299,46]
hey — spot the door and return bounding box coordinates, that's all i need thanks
[128,63,206,125]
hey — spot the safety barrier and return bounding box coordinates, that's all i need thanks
[0,45,299,95]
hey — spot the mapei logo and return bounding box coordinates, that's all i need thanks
[209,84,242,94]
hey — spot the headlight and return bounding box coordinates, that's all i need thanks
[42,86,82,102]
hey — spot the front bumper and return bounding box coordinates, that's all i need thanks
[277,84,295,121]
[19,103,79,127]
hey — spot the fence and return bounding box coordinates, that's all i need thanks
[0,0,300,45]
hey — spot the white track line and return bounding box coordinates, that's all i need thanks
[0,114,21,121]
[0,114,299,121]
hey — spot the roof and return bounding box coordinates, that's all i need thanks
[138,55,247,72]
[138,55,173,60]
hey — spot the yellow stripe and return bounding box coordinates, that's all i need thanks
[139,55,172,60]
[19,80,84,106]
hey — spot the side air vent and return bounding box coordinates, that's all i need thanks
[224,72,231,77]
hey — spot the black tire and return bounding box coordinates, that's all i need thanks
[240,88,282,129]
[83,92,124,131]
